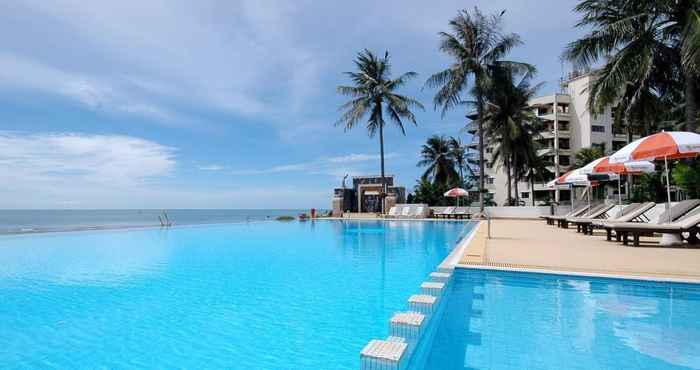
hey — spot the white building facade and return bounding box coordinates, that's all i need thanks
[466,71,635,206]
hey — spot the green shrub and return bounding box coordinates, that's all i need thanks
[275,215,295,221]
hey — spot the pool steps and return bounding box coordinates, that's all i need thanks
[360,268,455,370]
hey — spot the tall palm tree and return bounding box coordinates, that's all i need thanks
[425,7,524,212]
[417,135,459,186]
[336,49,424,212]
[448,136,468,186]
[482,63,541,205]
[564,0,696,132]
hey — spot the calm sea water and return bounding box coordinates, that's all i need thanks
[0,220,473,369]
[424,269,700,370]
[0,209,308,233]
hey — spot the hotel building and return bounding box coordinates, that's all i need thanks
[466,70,637,206]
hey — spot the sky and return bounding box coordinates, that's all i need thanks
[0,0,585,209]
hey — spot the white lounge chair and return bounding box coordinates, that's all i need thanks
[400,205,412,218]
[386,206,400,218]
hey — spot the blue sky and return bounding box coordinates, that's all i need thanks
[0,0,583,209]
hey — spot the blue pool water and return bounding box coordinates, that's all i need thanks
[0,220,471,369]
[424,269,700,370]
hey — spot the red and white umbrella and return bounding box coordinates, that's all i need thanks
[443,187,469,197]
[546,168,590,188]
[579,156,655,205]
[609,131,700,163]
[580,156,655,175]
[609,131,700,222]
[444,187,468,206]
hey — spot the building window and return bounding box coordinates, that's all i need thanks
[592,125,605,133]
[559,155,571,166]
[486,147,493,154]
[486,177,494,184]
[559,138,570,150]
[521,192,529,199]
[557,103,569,114]
[593,143,606,153]
[537,107,550,116]
[558,121,569,131]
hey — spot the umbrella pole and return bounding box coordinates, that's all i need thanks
[618,177,622,206]
[665,155,672,223]
[588,185,591,209]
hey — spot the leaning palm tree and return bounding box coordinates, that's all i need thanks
[425,7,525,212]
[565,0,695,132]
[417,135,459,186]
[336,49,424,212]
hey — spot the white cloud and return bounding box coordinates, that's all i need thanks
[198,164,226,171]
[0,54,182,123]
[230,152,395,177]
[0,0,323,122]
[326,153,396,163]
[0,131,175,188]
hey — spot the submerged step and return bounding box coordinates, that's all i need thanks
[408,294,437,315]
[360,339,407,370]
[390,312,425,345]
[420,281,445,296]
[429,272,451,282]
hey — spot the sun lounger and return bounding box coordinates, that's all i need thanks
[400,205,412,218]
[412,205,429,218]
[590,202,656,238]
[558,203,607,229]
[566,203,616,233]
[612,203,700,246]
[434,206,455,219]
[453,207,470,219]
[541,204,590,226]
[386,206,400,218]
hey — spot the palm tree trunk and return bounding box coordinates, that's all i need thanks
[530,177,535,206]
[476,90,485,213]
[685,71,698,132]
[379,121,386,214]
[506,160,512,205]
[513,154,520,206]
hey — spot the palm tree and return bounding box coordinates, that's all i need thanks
[448,136,469,186]
[564,0,697,132]
[575,147,604,168]
[482,63,541,205]
[417,135,459,186]
[336,49,424,212]
[425,7,524,212]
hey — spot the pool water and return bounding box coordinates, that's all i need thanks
[0,220,471,369]
[423,269,700,370]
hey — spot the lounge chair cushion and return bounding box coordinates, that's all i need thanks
[656,199,700,224]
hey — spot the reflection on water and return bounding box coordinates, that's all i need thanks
[424,270,700,370]
[0,229,172,285]
[0,220,472,369]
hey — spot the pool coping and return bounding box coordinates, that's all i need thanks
[457,221,700,285]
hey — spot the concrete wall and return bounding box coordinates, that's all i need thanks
[466,206,569,218]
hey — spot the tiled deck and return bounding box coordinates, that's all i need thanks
[459,219,700,282]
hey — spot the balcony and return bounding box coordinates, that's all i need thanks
[465,121,478,134]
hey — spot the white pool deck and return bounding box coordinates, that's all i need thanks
[459,219,700,283]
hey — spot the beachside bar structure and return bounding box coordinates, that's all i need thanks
[332,175,406,216]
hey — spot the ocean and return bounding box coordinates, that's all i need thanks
[0,209,309,234]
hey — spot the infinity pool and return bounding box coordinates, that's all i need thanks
[0,220,471,369]
[424,269,700,370]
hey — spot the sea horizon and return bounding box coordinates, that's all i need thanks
[0,209,314,234]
